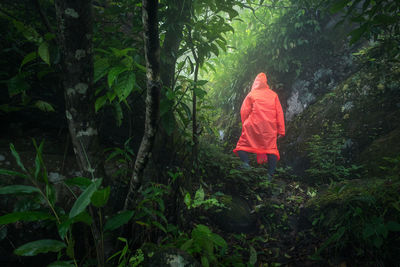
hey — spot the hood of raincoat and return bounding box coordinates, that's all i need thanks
[251,73,269,91]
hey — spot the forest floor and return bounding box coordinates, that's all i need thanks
[0,132,350,266]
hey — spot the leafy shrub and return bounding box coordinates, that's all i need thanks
[180,224,227,267]
[305,122,362,183]
[308,158,400,265]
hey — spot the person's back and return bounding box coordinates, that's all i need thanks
[233,72,285,178]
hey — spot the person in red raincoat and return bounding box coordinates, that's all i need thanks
[233,72,285,178]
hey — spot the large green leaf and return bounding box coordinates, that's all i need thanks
[34,100,55,112]
[104,210,134,232]
[14,239,66,256]
[107,66,127,87]
[0,185,40,195]
[0,211,53,225]
[194,87,207,99]
[69,179,101,218]
[91,186,110,208]
[94,58,110,83]
[349,24,368,44]
[115,72,135,101]
[38,42,50,65]
[20,52,37,69]
[0,169,28,179]
[10,143,27,173]
[95,94,108,113]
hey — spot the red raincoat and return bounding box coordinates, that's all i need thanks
[233,73,285,162]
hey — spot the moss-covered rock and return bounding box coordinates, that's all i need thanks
[280,53,400,177]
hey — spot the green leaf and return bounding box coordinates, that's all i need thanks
[104,210,134,232]
[194,187,205,204]
[194,87,207,99]
[151,221,167,233]
[7,74,30,97]
[107,66,127,87]
[114,72,135,101]
[47,260,75,267]
[210,233,227,248]
[179,102,191,120]
[95,94,108,112]
[0,211,53,225]
[34,100,55,112]
[184,192,191,208]
[38,42,50,65]
[0,185,40,195]
[201,256,209,267]
[14,239,66,256]
[63,177,92,189]
[349,24,368,44]
[91,186,110,208]
[94,58,110,83]
[69,179,101,218]
[196,80,208,86]
[20,52,37,69]
[58,212,92,239]
[180,239,193,251]
[249,245,257,265]
[0,169,28,179]
[10,143,27,173]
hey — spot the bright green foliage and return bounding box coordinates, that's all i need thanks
[184,187,225,210]
[107,237,144,267]
[181,224,227,267]
[94,47,145,126]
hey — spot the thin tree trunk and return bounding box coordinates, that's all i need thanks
[124,0,161,210]
[187,28,199,172]
[54,0,105,182]
[192,61,199,170]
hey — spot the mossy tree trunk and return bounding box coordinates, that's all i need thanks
[124,0,161,210]
[54,1,106,265]
[54,0,105,182]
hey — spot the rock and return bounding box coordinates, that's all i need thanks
[147,248,200,267]
[48,172,65,183]
[0,154,5,161]
[212,195,256,233]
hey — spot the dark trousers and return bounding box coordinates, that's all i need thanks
[237,150,277,176]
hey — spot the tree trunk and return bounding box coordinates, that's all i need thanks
[160,0,192,89]
[54,1,106,265]
[124,0,161,210]
[54,0,105,182]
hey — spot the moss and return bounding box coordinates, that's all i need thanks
[358,127,400,176]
